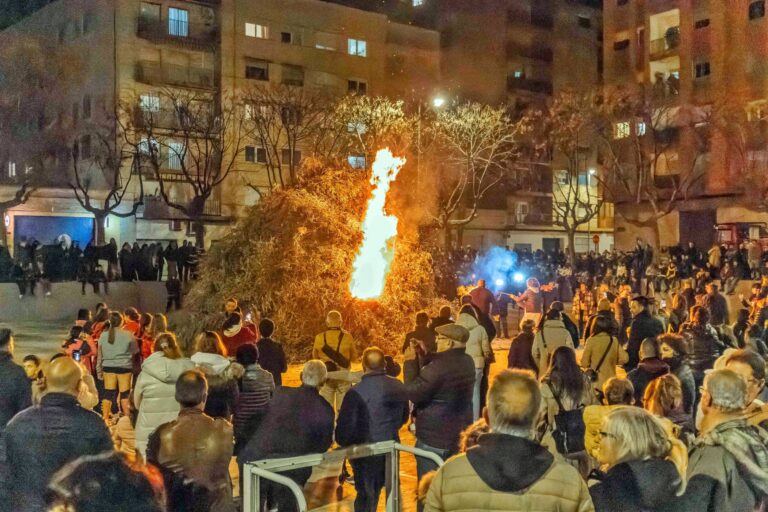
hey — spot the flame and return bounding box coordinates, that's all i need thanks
[350,148,406,300]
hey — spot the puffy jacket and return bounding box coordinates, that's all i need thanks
[580,333,628,390]
[5,393,113,512]
[456,313,491,369]
[192,352,244,420]
[404,348,475,452]
[134,352,195,457]
[424,433,594,512]
[531,320,574,375]
[682,323,725,375]
[590,459,683,512]
[233,363,274,450]
[147,408,235,512]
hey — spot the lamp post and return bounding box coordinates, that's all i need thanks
[416,96,446,192]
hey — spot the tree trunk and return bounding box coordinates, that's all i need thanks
[93,213,106,245]
[567,229,577,264]
[443,224,453,251]
[192,220,206,249]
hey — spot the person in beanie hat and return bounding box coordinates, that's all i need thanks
[404,323,475,482]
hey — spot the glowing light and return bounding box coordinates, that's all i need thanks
[513,272,525,283]
[495,278,505,288]
[432,96,446,108]
[350,148,406,300]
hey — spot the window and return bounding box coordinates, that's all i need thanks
[167,141,184,170]
[348,155,366,169]
[577,15,591,28]
[138,138,158,155]
[79,135,92,160]
[750,1,766,19]
[694,61,711,78]
[348,79,367,94]
[7,162,16,178]
[82,95,91,119]
[348,38,367,57]
[315,32,337,51]
[513,69,524,78]
[245,61,270,81]
[556,171,569,185]
[244,103,269,120]
[245,23,269,39]
[168,8,189,37]
[281,64,304,86]
[244,146,267,163]
[280,106,302,125]
[613,121,630,139]
[413,0,424,5]
[140,93,160,112]
[695,18,710,29]
[281,31,292,44]
[636,121,647,136]
[613,39,630,51]
[281,149,302,165]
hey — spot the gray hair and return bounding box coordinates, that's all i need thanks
[486,369,541,438]
[705,369,748,413]
[301,360,328,388]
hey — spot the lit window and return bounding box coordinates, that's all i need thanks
[139,93,160,112]
[636,122,647,136]
[613,121,630,139]
[413,0,424,5]
[348,80,367,94]
[513,70,524,78]
[557,171,569,185]
[138,138,158,155]
[245,23,269,39]
[7,162,16,178]
[348,38,367,57]
[167,141,184,170]
[694,61,711,78]
[348,155,366,169]
[168,8,189,37]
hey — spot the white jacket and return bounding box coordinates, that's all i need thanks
[457,313,491,369]
[133,352,195,457]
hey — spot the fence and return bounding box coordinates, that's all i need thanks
[242,441,445,512]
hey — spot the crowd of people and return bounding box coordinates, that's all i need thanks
[3,238,768,511]
[0,236,201,299]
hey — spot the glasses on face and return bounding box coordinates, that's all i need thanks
[597,431,615,440]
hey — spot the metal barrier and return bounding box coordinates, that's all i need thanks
[242,441,444,512]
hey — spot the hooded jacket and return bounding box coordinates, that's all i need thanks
[192,352,245,420]
[134,352,195,456]
[531,320,574,375]
[627,357,670,406]
[424,433,594,512]
[590,459,683,512]
[457,313,491,369]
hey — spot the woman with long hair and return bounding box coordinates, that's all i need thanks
[133,332,194,458]
[191,331,243,420]
[590,407,687,511]
[668,293,689,334]
[643,374,694,445]
[97,311,138,423]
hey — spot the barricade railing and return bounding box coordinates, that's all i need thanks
[242,440,444,512]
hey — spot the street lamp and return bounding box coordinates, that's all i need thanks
[416,95,448,191]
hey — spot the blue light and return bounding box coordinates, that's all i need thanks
[513,272,525,283]
[495,278,505,288]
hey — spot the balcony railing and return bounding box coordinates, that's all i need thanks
[507,8,554,30]
[507,76,553,95]
[507,43,553,62]
[135,61,217,89]
[141,195,223,220]
[137,17,217,50]
[510,212,555,227]
[649,27,680,60]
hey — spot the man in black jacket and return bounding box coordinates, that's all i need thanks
[0,328,31,501]
[627,338,670,406]
[404,323,475,481]
[336,347,408,512]
[256,318,287,387]
[626,296,664,370]
[703,283,730,326]
[239,360,334,512]
[5,356,113,512]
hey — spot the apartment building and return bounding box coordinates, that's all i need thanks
[0,0,439,248]
[604,0,768,249]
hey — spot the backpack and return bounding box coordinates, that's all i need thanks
[550,384,586,455]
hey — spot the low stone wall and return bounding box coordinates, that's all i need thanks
[0,282,169,322]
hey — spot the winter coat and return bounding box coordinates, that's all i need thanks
[626,311,664,370]
[469,286,495,316]
[583,404,626,459]
[335,370,409,446]
[531,320,575,375]
[233,363,274,450]
[134,352,195,456]
[147,408,235,512]
[507,331,537,373]
[192,352,244,420]
[627,357,670,406]
[404,348,475,452]
[5,393,113,512]
[457,313,491,369]
[515,287,543,314]
[682,323,725,376]
[572,290,595,317]
[590,459,683,512]
[0,353,31,430]
[402,325,437,354]
[220,323,257,356]
[424,433,594,512]
[97,327,138,372]
[707,246,721,269]
[580,333,628,390]
[256,337,287,387]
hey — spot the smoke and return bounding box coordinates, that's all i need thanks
[469,246,519,290]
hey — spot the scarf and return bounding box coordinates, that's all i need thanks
[696,419,768,497]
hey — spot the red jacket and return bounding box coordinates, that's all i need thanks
[221,324,257,355]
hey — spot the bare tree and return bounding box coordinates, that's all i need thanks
[430,102,525,248]
[595,88,709,248]
[135,90,248,247]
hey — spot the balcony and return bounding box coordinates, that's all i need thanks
[651,73,680,100]
[507,7,554,30]
[137,17,217,51]
[509,212,555,227]
[135,61,217,90]
[132,107,182,131]
[506,43,553,62]
[507,76,553,95]
[649,27,680,60]
[141,195,226,221]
